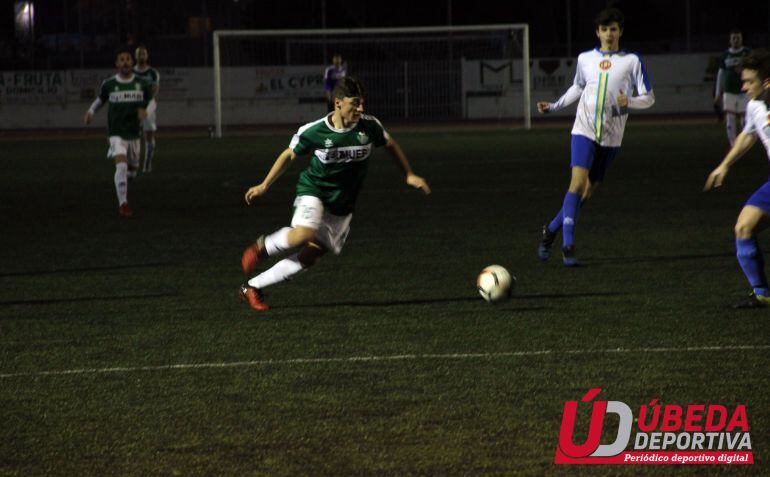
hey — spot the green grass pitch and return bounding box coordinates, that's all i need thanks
[1,121,768,476]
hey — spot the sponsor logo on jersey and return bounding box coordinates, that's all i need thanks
[315,144,372,163]
[109,90,145,103]
[599,60,612,71]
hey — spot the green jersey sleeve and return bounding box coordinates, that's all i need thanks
[364,115,390,147]
[98,80,109,103]
[289,130,316,156]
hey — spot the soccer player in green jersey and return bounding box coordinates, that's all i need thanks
[714,30,750,146]
[133,46,160,172]
[238,76,431,310]
[84,46,155,217]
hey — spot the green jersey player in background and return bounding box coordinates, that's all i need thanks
[714,30,750,147]
[84,46,155,217]
[238,77,431,311]
[133,45,160,172]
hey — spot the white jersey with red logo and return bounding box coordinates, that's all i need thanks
[743,99,770,158]
[549,48,654,147]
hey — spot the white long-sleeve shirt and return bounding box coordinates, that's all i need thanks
[549,48,655,147]
[743,99,770,157]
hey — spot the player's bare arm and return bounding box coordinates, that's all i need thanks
[385,137,431,194]
[245,147,297,204]
[537,102,551,114]
[704,132,758,191]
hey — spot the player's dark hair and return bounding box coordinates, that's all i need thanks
[332,76,366,99]
[743,49,770,81]
[114,45,133,60]
[594,7,624,28]
[729,28,743,35]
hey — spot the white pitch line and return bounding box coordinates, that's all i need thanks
[1,344,768,379]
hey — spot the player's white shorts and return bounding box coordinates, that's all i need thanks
[291,195,352,255]
[107,136,140,162]
[142,110,157,132]
[723,92,748,115]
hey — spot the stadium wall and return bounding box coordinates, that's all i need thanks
[0,53,721,129]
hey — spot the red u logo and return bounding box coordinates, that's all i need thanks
[558,388,606,458]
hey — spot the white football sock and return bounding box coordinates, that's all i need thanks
[114,162,128,205]
[248,254,304,289]
[264,227,293,257]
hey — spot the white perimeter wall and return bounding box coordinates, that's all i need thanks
[0,53,723,129]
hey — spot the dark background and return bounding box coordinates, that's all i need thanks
[1,0,767,69]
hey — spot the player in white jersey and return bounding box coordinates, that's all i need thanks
[704,49,770,308]
[536,7,655,266]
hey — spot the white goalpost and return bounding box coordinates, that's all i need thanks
[212,24,530,138]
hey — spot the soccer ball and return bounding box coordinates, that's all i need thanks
[477,265,514,302]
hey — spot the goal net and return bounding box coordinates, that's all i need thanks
[213,25,530,137]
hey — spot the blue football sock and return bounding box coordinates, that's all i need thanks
[736,238,769,296]
[562,192,581,248]
[548,208,564,234]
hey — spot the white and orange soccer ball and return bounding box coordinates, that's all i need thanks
[477,265,515,302]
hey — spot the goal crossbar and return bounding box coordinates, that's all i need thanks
[213,24,530,137]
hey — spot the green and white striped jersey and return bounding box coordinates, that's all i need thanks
[96,74,153,139]
[290,114,390,215]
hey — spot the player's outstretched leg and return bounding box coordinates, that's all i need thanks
[240,244,325,311]
[561,191,582,267]
[239,282,269,310]
[114,159,132,217]
[559,143,592,267]
[538,223,559,261]
[538,205,565,260]
[240,254,303,312]
[241,235,266,276]
[734,237,770,308]
[241,227,294,275]
[733,205,770,308]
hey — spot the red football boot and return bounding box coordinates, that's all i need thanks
[118,202,134,217]
[241,235,265,276]
[239,282,269,311]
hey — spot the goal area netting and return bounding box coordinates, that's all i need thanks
[213,25,530,137]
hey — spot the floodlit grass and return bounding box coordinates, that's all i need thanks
[1,122,768,475]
